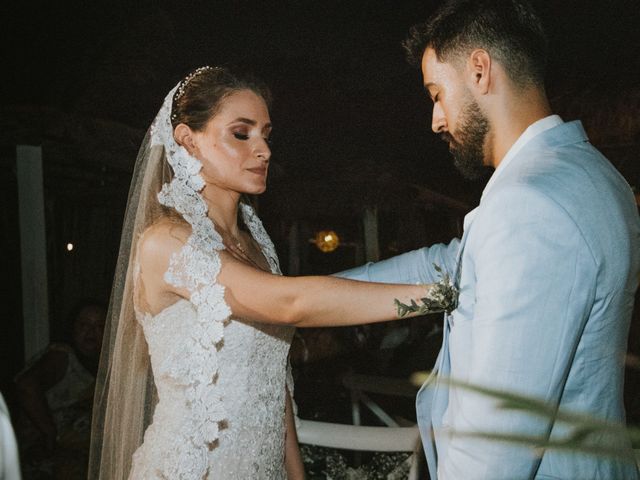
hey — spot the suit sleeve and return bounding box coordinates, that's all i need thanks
[334,238,461,285]
[438,186,597,479]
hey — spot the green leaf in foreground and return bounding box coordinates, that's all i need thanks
[409,371,640,460]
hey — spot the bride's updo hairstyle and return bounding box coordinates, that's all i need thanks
[170,66,272,131]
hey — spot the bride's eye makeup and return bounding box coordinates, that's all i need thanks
[233,131,249,140]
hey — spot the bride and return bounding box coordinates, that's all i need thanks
[89,66,438,479]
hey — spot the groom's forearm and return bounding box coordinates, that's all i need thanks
[334,239,460,285]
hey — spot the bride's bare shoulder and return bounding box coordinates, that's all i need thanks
[136,218,193,304]
[138,218,192,265]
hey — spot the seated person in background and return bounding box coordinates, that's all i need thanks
[14,300,106,479]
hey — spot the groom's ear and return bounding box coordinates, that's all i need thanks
[174,124,197,154]
[467,49,491,96]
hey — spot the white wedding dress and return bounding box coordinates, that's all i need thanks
[129,203,294,479]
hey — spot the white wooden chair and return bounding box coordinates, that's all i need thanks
[297,420,421,479]
[297,372,423,479]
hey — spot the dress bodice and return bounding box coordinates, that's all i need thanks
[129,204,294,479]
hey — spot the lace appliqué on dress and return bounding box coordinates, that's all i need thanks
[240,203,298,423]
[131,240,230,479]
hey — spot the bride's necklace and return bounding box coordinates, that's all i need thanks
[216,225,266,272]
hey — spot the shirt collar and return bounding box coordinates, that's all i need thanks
[481,114,563,201]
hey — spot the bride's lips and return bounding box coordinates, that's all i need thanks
[247,167,267,176]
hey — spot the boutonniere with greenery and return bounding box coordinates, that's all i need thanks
[395,264,458,317]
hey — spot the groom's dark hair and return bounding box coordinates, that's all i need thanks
[403,0,548,89]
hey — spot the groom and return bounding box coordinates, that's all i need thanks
[339,0,640,478]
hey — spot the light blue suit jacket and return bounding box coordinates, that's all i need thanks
[339,121,640,479]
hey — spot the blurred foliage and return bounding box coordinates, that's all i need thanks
[411,372,640,460]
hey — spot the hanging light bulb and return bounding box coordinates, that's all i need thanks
[66,243,74,252]
[314,230,340,253]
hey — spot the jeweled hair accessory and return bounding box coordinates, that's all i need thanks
[170,66,218,122]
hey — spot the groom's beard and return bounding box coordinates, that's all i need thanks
[441,97,490,181]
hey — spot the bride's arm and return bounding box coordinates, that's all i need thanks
[218,251,428,327]
[138,220,430,326]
